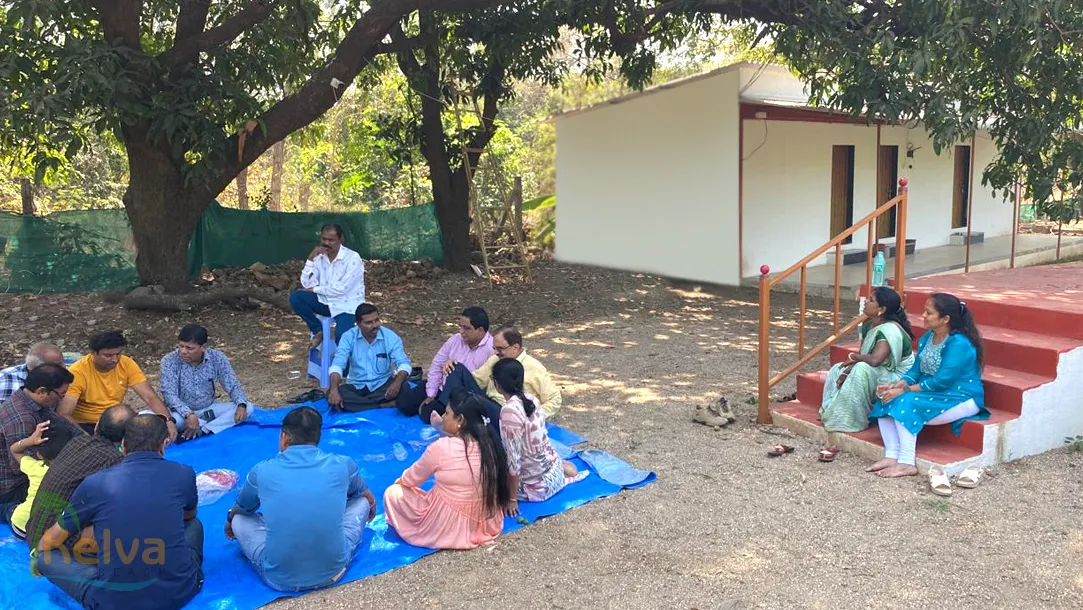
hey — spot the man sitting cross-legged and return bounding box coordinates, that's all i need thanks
[225,406,376,591]
[161,324,251,441]
[59,331,176,442]
[396,306,494,419]
[24,405,134,551]
[327,303,413,412]
[36,413,204,610]
[0,342,64,403]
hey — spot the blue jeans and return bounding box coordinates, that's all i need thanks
[289,290,354,343]
[231,496,367,592]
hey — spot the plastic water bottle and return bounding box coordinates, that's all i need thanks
[872,248,886,287]
[392,442,408,461]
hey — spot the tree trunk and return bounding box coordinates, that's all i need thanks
[298,181,311,211]
[19,178,35,216]
[122,133,209,292]
[393,13,505,271]
[429,160,474,270]
[236,167,249,209]
[269,140,285,211]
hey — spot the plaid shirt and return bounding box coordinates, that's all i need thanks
[0,363,28,404]
[0,390,50,497]
[24,433,123,548]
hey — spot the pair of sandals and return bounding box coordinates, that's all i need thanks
[766,445,842,462]
[928,466,982,497]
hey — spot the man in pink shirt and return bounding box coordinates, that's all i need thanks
[397,307,494,423]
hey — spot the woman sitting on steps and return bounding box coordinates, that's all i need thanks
[819,287,916,456]
[867,292,989,478]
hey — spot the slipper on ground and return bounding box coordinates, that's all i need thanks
[928,467,952,497]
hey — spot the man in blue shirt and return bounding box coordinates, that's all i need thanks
[160,324,251,441]
[327,303,412,412]
[225,406,375,591]
[35,413,204,610]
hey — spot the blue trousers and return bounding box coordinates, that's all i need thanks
[39,517,204,607]
[289,290,354,342]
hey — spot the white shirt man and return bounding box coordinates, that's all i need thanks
[289,224,366,346]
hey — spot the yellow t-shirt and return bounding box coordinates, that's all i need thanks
[11,456,47,532]
[66,354,147,424]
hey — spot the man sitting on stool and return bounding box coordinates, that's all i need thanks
[327,303,412,412]
[289,223,366,348]
[160,324,251,441]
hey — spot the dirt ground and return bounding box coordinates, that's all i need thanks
[4,260,1082,610]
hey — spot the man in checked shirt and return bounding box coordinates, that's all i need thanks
[160,324,252,441]
[0,342,65,404]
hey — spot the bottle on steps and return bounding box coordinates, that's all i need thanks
[872,246,886,287]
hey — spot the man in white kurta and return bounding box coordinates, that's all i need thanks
[288,223,366,347]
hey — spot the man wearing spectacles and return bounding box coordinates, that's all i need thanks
[0,363,77,524]
[454,327,563,418]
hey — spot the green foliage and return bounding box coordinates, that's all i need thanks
[765,0,1083,223]
[1065,435,1083,452]
[0,0,355,189]
[922,498,952,513]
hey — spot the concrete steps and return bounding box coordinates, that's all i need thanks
[769,265,1083,474]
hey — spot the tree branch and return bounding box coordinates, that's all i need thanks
[175,0,212,44]
[207,0,517,196]
[158,0,278,68]
[92,0,144,49]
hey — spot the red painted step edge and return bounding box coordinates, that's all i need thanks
[827,345,1050,415]
[907,315,1082,378]
[772,400,984,464]
[904,288,1083,340]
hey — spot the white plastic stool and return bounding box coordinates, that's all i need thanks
[307,316,335,389]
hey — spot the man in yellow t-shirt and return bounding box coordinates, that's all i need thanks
[58,331,177,443]
[471,328,563,418]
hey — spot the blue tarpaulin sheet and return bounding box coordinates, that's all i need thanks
[0,402,654,610]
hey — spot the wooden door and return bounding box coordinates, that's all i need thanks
[952,145,972,228]
[876,145,899,238]
[830,145,856,244]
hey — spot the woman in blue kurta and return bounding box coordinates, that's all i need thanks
[866,292,989,478]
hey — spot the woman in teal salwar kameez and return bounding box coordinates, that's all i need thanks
[820,287,915,434]
[868,292,989,478]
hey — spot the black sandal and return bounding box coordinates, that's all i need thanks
[287,388,325,404]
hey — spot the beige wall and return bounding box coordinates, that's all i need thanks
[555,70,741,285]
[741,121,1011,278]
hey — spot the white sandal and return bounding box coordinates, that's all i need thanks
[928,467,952,497]
[956,467,982,489]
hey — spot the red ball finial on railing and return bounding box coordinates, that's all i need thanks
[760,264,770,276]
[898,177,908,189]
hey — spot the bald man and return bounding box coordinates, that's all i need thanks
[0,343,64,403]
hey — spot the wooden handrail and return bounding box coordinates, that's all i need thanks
[768,192,907,288]
[756,178,909,424]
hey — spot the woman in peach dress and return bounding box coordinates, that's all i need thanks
[384,395,511,549]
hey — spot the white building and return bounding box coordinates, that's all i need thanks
[553,62,1012,286]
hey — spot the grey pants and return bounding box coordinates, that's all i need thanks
[231,496,368,591]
